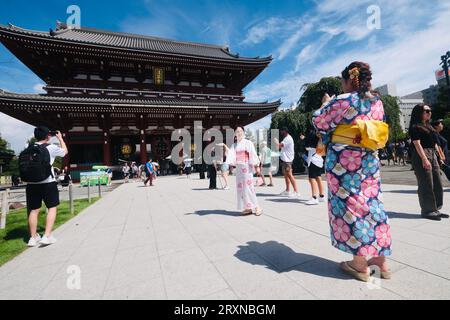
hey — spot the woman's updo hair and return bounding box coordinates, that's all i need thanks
[341,61,374,97]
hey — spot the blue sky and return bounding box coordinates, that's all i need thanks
[1,0,449,152]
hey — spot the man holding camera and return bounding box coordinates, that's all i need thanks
[23,126,68,247]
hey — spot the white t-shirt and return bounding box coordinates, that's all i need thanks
[30,142,66,184]
[280,135,295,163]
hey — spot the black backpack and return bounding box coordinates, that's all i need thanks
[19,143,52,182]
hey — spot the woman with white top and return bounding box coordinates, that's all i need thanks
[218,127,262,216]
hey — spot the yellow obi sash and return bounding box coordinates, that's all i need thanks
[331,120,389,151]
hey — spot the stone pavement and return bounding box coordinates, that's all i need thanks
[0,175,449,300]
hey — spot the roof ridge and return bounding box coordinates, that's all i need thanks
[65,25,230,51]
[0,23,271,61]
[0,90,281,106]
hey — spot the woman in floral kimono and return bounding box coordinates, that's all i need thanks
[219,127,262,216]
[312,61,392,282]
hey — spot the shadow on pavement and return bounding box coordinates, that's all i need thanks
[188,210,242,217]
[256,193,279,197]
[387,211,422,219]
[4,227,33,242]
[266,198,304,203]
[384,190,417,194]
[235,241,349,280]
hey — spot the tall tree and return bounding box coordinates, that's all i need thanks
[380,95,404,142]
[0,133,15,174]
[298,77,342,112]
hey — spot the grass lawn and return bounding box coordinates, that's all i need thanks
[0,197,99,266]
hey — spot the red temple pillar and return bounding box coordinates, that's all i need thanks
[103,131,111,166]
[140,130,147,164]
[62,132,70,170]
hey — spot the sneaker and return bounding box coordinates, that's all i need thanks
[27,234,42,247]
[319,196,326,203]
[279,190,292,197]
[267,184,274,187]
[305,198,319,205]
[223,186,230,190]
[440,213,449,219]
[39,235,57,246]
[288,192,301,199]
[422,212,441,221]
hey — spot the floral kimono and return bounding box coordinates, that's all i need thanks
[226,139,260,211]
[312,92,392,258]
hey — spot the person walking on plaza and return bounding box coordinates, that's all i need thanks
[131,162,139,180]
[258,141,274,187]
[274,127,300,198]
[432,119,448,164]
[20,127,68,246]
[304,129,325,205]
[219,146,230,190]
[312,61,391,281]
[208,139,218,190]
[144,159,155,186]
[183,157,192,178]
[395,141,407,166]
[409,105,448,221]
[219,127,262,215]
[122,162,130,183]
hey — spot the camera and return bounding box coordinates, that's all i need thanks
[49,130,58,136]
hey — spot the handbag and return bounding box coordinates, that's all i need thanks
[441,163,450,181]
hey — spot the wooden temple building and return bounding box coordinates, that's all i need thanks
[0,22,280,179]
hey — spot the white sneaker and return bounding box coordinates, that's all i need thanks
[305,198,319,205]
[288,192,301,199]
[280,190,292,197]
[39,235,57,246]
[223,186,230,190]
[319,196,326,203]
[27,234,42,247]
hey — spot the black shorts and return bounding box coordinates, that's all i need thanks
[308,163,324,179]
[26,182,60,212]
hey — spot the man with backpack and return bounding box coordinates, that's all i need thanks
[20,126,68,247]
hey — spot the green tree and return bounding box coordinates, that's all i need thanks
[380,95,404,142]
[0,133,15,173]
[298,77,342,112]
[434,85,450,119]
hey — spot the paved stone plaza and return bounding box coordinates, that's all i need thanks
[0,175,450,300]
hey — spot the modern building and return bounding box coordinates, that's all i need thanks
[375,83,398,97]
[0,22,280,180]
[375,83,423,131]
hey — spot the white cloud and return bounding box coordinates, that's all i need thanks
[0,113,34,153]
[276,22,313,60]
[242,17,286,46]
[246,0,450,112]
[32,83,45,93]
[295,33,333,71]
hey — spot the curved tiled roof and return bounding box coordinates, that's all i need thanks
[0,90,281,110]
[0,23,272,63]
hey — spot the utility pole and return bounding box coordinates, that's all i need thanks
[440,51,450,109]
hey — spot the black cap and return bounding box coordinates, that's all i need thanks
[34,126,50,140]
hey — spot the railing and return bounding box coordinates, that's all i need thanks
[0,188,9,229]
[0,177,104,229]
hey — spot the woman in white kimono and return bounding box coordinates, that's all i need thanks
[219,127,263,216]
